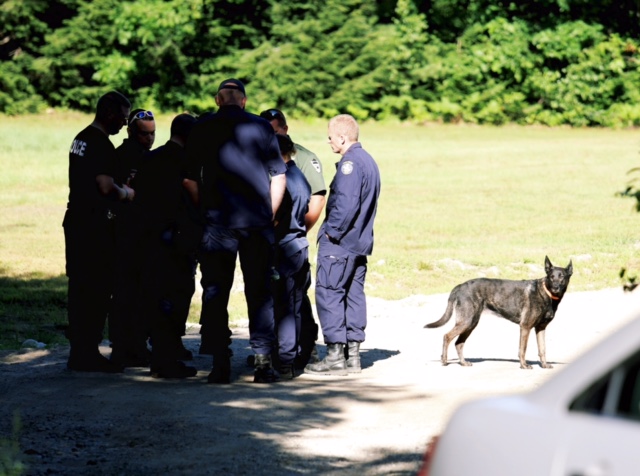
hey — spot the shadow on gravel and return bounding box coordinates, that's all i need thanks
[463,357,564,367]
[0,334,424,476]
[313,344,400,371]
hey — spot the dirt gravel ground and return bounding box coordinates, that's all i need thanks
[2,287,640,476]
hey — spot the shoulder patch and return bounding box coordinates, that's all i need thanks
[311,158,321,174]
[340,161,354,175]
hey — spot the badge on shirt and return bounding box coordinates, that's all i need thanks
[341,161,354,175]
[311,158,321,174]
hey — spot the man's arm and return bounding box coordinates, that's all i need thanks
[270,173,287,220]
[96,174,135,201]
[305,193,326,231]
[182,178,199,206]
[322,164,360,242]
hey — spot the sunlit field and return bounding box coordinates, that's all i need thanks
[1,111,639,348]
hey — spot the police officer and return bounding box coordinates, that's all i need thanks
[184,79,287,384]
[259,108,326,369]
[305,114,381,376]
[135,113,199,379]
[114,108,156,185]
[109,108,156,368]
[63,90,135,373]
[272,133,311,379]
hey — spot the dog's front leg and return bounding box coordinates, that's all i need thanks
[535,327,553,369]
[518,326,533,369]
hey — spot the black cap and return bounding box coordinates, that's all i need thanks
[275,133,295,156]
[217,78,245,95]
[259,108,286,124]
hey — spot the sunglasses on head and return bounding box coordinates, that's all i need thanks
[129,110,154,125]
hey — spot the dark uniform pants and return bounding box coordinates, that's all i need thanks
[110,207,148,356]
[298,264,319,360]
[63,208,115,358]
[315,243,368,345]
[273,248,309,365]
[199,223,276,356]
[143,226,197,368]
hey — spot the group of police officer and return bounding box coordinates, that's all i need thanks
[64,79,380,383]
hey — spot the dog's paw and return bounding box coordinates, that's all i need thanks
[541,363,554,369]
[460,361,472,367]
[520,363,533,370]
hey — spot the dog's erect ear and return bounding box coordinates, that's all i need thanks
[544,256,552,273]
[566,260,573,276]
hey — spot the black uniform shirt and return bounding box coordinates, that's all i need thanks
[135,140,188,230]
[67,125,115,211]
[114,138,147,186]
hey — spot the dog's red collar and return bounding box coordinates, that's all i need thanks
[542,281,560,300]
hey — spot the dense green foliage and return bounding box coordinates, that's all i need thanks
[3,0,640,125]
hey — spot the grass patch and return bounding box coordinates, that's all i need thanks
[1,113,640,349]
[0,273,68,350]
[0,412,24,476]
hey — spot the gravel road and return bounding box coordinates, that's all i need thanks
[2,287,639,475]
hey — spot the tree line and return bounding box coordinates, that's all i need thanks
[3,0,640,126]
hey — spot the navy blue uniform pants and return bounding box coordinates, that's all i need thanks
[198,223,276,356]
[315,242,368,345]
[297,265,319,360]
[273,248,308,365]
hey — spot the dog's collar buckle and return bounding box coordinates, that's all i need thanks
[542,281,560,300]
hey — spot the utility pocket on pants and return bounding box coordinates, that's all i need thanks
[317,254,348,290]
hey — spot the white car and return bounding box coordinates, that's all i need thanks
[419,313,640,476]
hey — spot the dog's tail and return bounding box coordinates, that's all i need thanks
[424,290,456,328]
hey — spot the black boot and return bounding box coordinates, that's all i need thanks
[345,341,361,373]
[308,345,320,365]
[254,353,278,383]
[304,343,348,376]
[207,353,231,384]
[151,360,197,379]
[278,364,294,380]
[294,342,321,369]
[176,338,193,361]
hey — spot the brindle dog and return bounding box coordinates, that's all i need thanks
[425,256,573,369]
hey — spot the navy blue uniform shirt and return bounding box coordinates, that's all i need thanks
[275,161,311,258]
[319,142,380,256]
[186,105,286,229]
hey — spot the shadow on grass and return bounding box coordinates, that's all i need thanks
[0,335,425,476]
[0,272,68,350]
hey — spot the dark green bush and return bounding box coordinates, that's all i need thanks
[1,0,640,125]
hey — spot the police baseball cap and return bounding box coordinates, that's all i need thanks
[260,108,286,124]
[217,78,245,95]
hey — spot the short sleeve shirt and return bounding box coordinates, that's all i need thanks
[67,125,115,210]
[275,161,311,257]
[186,105,287,228]
[293,143,326,196]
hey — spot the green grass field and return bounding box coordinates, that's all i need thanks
[1,112,639,349]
